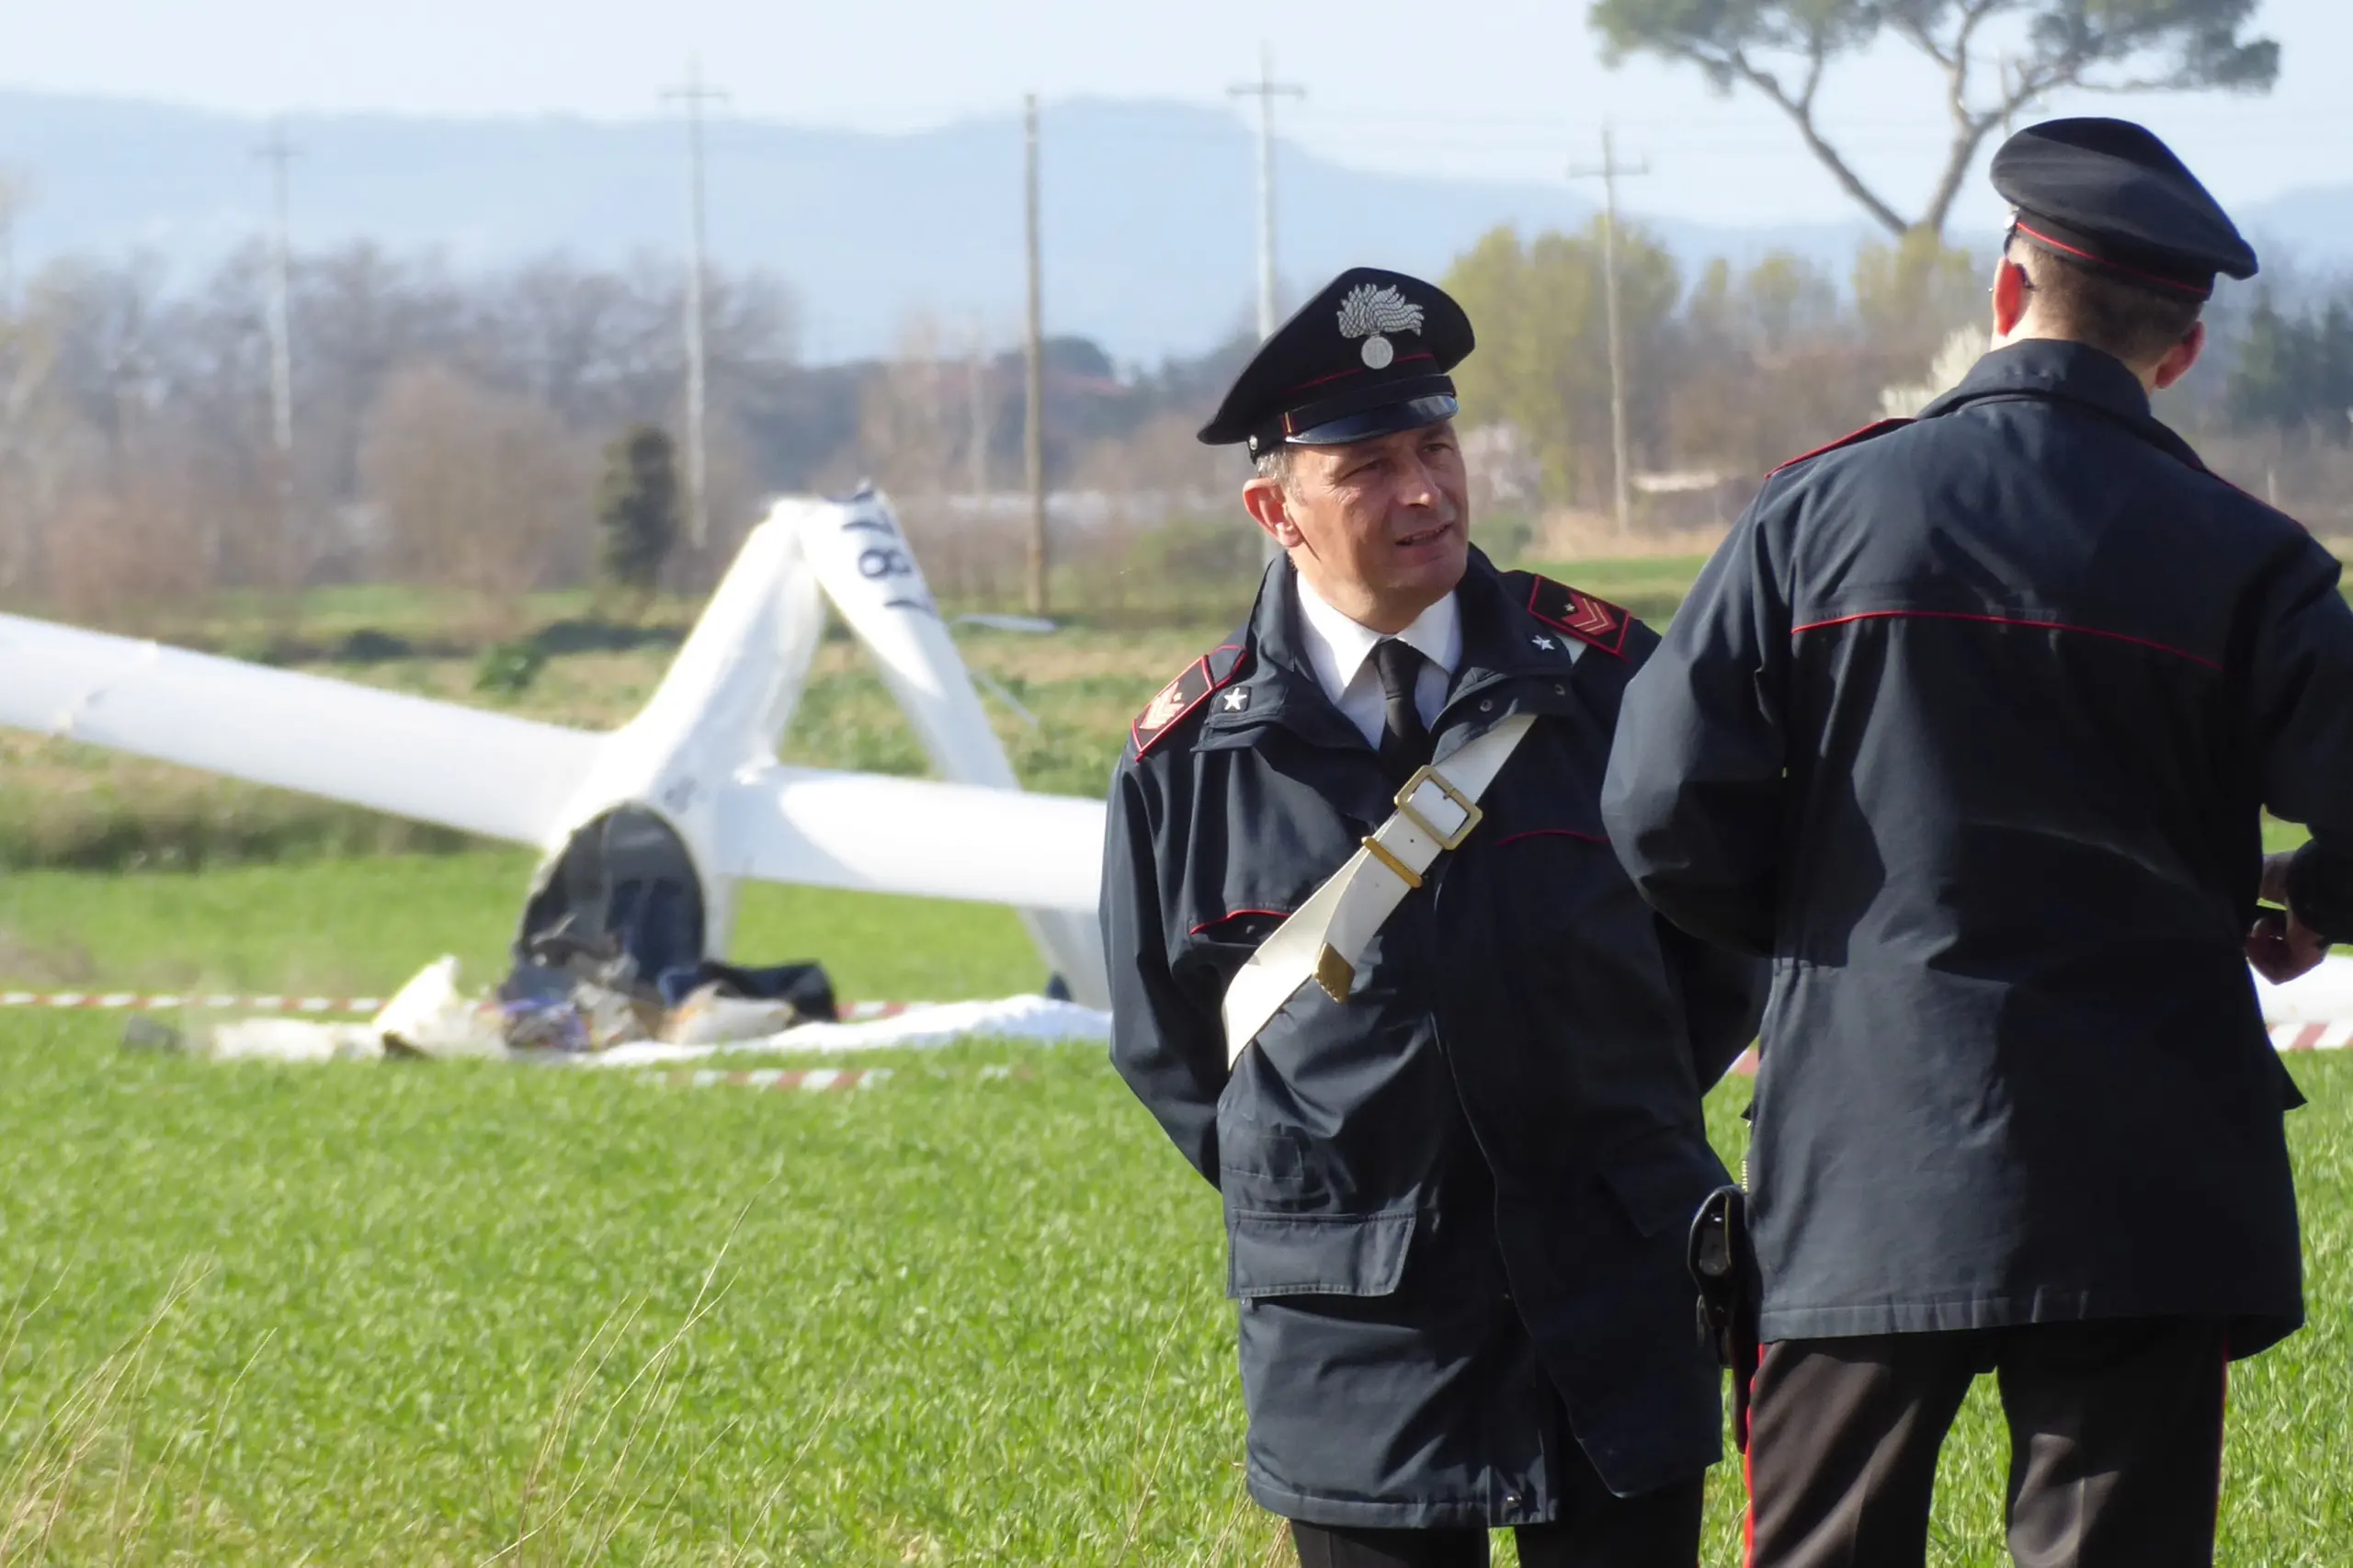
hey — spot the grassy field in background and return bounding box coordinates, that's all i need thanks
[0,855,1042,1001]
[0,619,1198,871]
[0,949,2345,1564]
[2,547,2339,871]
[3,549,2349,1562]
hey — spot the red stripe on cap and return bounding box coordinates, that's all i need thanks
[1790,608,2221,670]
[2013,222,2212,299]
[1282,351,1437,398]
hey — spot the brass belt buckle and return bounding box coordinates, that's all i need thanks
[1393,765,1482,851]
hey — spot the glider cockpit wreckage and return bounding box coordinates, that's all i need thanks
[0,491,1111,1064]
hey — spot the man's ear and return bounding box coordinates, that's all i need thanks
[2151,320,2208,392]
[1242,476,1301,549]
[1990,256,2031,342]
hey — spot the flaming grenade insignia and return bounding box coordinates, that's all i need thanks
[1336,283,1426,369]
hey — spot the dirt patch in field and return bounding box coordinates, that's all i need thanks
[0,925,101,986]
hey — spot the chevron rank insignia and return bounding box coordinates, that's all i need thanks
[1131,644,1245,757]
[1524,576,1632,657]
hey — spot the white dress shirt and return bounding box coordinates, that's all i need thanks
[1293,575,1462,749]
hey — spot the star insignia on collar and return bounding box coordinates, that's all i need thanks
[1221,687,1252,711]
[1530,634,1556,652]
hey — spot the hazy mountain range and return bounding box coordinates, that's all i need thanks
[2,89,2346,365]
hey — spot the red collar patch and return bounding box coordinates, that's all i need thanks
[1131,643,1245,758]
[1524,576,1631,657]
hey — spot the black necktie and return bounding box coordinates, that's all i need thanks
[1370,638,1432,782]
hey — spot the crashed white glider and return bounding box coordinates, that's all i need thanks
[0,491,1110,1006]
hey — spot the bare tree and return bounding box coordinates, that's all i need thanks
[1589,0,2279,238]
[359,361,593,631]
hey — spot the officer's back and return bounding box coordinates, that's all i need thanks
[1776,351,2315,995]
[1604,117,2353,1568]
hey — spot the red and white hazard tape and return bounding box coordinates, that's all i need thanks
[26,989,2344,1065]
[839,1001,917,1021]
[0,990,384,1015]
[650,1064,1032,1092]
[2272,1020,2353,1052]
[658,1067,891,1092]
[1729,1026,2351,1079]
[0,993,920,1018]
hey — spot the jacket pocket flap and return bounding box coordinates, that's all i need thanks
[1600,1135,1726,1240]
[1226,1210,1415,1301]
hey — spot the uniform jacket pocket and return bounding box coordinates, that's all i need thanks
[1226,1210,1416,1300]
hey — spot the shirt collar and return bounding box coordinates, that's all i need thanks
[1920,337,2211,473]
[1293,572,1462,695]
[1923,337,2154,424]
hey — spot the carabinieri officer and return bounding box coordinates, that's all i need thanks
[1603,119,2353,1568]
[1100,267,1766,1568]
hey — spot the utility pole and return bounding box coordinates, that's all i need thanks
[1233,46,1305,568]
[0,170,21,317]
[663,60,728,554]
[1022,94,1048,616]
[965,318,992,506]
[254,121,301,470]
[1568,125,1648,540]
[1230,43,1305,342]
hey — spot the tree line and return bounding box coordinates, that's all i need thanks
[0,238,1257,631]
[0,218,2342,639]
[0,242,824,629]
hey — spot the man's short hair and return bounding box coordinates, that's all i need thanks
[1252,445,1295,489]
[2011,236,2204,368]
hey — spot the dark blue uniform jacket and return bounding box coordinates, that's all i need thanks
[1102,549,1766,1528]
[1601,340,2353,1357]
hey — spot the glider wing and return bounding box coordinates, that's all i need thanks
[0,614,599,845]
[714,764,1105,913]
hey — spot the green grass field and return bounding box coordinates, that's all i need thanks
[0,866,2347,1564]
[3,555,2349,1563]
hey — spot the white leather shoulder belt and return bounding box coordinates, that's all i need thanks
[1219,712,1536,1069]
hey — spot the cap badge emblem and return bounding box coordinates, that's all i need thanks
[1336,282,1426,370]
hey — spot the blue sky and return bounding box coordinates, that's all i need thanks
[4,0,2345,230]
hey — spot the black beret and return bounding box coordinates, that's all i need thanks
[1198,267,1475,453]
[1991,117,2256,301]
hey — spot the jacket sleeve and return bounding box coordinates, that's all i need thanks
[2252,539,2353,940]
[1600,495,1795,956]
[1100,759,1227,1184]
[1654,915,1768,1089]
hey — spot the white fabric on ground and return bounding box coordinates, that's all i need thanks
[2256,952,2353,1024]
[205,1017,386,1062]
[582,995,1111,1068]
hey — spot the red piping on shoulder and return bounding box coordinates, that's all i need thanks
[1768,418,1914,478]
[1130,643,1247,759]
[1790,608,2220,670]
[1522,577,1632,656]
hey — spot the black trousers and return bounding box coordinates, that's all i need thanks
[1745,1319,2229,1568]
[1288,1469,1702,1567]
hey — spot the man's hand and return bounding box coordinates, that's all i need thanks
[2258,850,2299,909]
[2249,852,2332,983]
